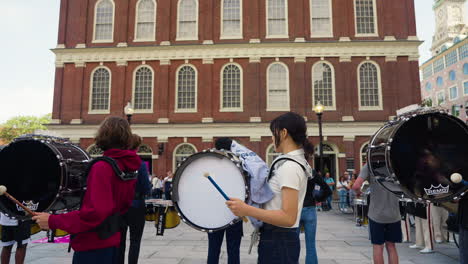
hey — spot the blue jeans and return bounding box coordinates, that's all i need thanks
[73,247,117,264]
[327,195,333,209]
[258,224,300,264]
[298,207,318,264]
[339,190,348,210]
[207,221,243,264]
[460,224,468,264]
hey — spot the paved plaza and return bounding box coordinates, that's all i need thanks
[22,208,459,264]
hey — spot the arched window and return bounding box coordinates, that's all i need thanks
[135,0,156,41]
[221,0,242,38]
[90,67,111,112]
[464,63,468,75]
[177,0,198,40]
[137,144,153,155]
[358,62,382,109]
[176,65,197,112]
[266,0,288,37]
[267,62,290,111]
[425,82,432,92]
[133,66,153,111]
[449,70,456,81]
[360,143,368,168]
[437,76,444,86]
[312,62,335,110]
[310,0,333,37]
[266,144,281,166]
[87,144,104,157]
[173,143,197,170]
[221,64,242,111]
[354,0,377,36]
[94,0,114,42]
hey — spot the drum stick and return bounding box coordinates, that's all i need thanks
[203,173,248,222]
[0,185,36,216]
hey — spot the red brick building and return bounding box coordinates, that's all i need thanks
[48,0,422,180]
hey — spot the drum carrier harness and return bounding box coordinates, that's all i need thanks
[68,156,138,251]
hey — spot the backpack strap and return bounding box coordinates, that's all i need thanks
[89,156,138,181]
[268,157,306,180]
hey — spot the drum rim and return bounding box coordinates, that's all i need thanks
[172,149,248,232]
[368,110,468,203]
[0,137,90,220]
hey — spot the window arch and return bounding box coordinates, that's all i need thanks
[354,0,377,36]
[266,0,288,38]
[449,70,456,81]
[87,144,104,157]
[425,82,432,92]
[266,144,281,166]
[221,0,242,39]
[310,0,333,37]
[221,63,242,111]
[173,143,197,170]
[137,144,153,155]
[177,0,198,40]
[176,65,197,112]
[267,62,290,111]
[135,0,156,41]
[89,67,111,113]
[312,61,335,110]
[133,66,154,112]
[358,61,382,110]
[437,76,444,86]
[93,0,115,42]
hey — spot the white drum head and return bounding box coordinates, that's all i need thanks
[173,151,247,231]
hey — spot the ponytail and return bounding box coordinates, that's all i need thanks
[303,138,314,160]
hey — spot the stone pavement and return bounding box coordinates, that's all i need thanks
[24,209,459,264]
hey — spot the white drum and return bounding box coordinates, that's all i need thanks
[171,149,248,232]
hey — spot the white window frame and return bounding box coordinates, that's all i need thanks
[464,80,468,96]
[88,66,112,114]
[437,90,446,105]
[92,0,115,43]
[449,86,458,101]
[266,62,290,112]
[266,0,289,39]
[309,0,333,38]
[359,142,369,169]
[176,0,199,41]
[220,63,243,112]
[173,143,198,171]
[220,0,243,39]
[132,65,154,113]
[134,0,157,42]
[175,64,198,113]
[357,60,383,111]
[311,61,336,111]
[266,144,281,166]
[353,0,378,37]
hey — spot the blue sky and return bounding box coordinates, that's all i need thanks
[0,0,462,123]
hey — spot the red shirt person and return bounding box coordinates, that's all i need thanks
[34,116,141,263]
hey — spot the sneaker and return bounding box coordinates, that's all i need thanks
[435,239,444,244]
[420,248,434,254]
[409,244,422,249]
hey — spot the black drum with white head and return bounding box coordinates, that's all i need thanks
[0,135,90,220]
[368,108,468,203]
[172,149,248,232]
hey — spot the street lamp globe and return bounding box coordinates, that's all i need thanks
[314,101,324,114]
[124,102,134,122]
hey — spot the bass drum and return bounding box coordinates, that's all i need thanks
[0,135,90,220]
[172,149,248,232]
[368,108,468,203]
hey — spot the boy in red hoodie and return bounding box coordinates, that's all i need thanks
[33,116,141,264]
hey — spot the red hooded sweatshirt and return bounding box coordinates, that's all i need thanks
[49,149,141,251]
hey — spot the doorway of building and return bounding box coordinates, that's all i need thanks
[314,154,336,178]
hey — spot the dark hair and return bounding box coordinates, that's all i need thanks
[270,112,314,158]
[95,116,133,151]
[215,137,232,151]
[130,134,142,150]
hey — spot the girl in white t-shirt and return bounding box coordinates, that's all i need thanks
[226,112,313,264]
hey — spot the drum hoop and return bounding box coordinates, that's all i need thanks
[172,149,248,232]
[369,110,468,203]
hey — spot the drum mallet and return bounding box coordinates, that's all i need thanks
[203,173,248,222]
[0,185,37,216]
[451,173,468,186]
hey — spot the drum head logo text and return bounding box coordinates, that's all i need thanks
[16,201,39,212]
[424,184,449,196]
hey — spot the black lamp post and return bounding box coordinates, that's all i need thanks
[124,102,134,124]
[314,102,324,174]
